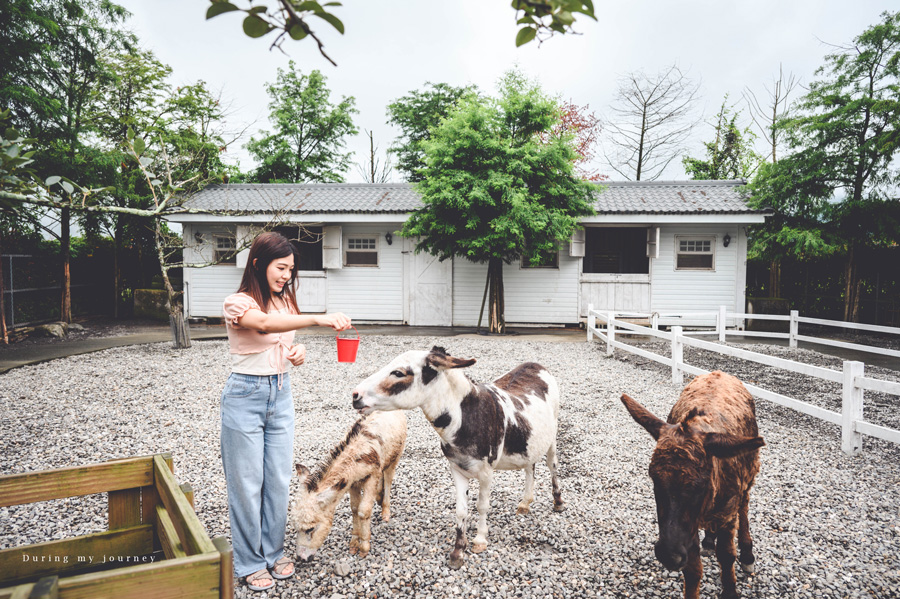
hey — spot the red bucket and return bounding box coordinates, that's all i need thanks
[336,327,360,363]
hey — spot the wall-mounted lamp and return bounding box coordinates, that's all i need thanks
[723,233,731,248]
[385,232,393,245]
[194,231,204,244]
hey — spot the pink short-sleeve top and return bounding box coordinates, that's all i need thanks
[223,292,295,376]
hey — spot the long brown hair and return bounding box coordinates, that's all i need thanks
[237,232,300,314]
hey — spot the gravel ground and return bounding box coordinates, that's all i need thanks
[1,334,899,599]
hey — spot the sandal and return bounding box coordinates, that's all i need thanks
[270,556,295,580]
[244,568,275,592]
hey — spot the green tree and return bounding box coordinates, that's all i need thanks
[387,82,478,182]
[683,97,761,180]
[246,62,357,183]
[401,70,595,333]
[205,0,596,65]
[749,11,900,321]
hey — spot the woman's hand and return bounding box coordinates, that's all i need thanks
[317,312,351,331]
[287,343,306,366]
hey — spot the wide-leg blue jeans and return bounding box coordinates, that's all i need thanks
[220,372,294,578]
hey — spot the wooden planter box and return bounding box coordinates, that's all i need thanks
[0,454,233,599]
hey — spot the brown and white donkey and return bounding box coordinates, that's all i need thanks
[291,411,407,561]
[351,346,564,569]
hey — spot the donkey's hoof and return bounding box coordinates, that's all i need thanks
[381,511,391,523]
[516,506,530,516]
[348,545,358,555]
[553,502,567,512]
[739,561,755,574]
[448,554,464,569]
[471,542,487,554]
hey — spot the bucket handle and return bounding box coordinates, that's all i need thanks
[336,326,359,340]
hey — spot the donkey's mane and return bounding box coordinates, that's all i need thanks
[305,416,367,492]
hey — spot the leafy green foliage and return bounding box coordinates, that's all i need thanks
[683,97,761,181]
[206,0,595,64]
[387,83,479,182]
[748,11,900,320]
[246,62,358,183]
[401,70,595,331]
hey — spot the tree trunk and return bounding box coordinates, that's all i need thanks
[476,266,490,331]
[113,219,122,319]
[0,236,7,344]
[843,245,860,323]
[60,206,72,323]
[768,258,781,298]
[156,219,191,348]
[487,257,505,334]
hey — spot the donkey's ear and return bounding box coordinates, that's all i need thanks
[316,487,338,506]
[620,394,667,440]
[426,349,476,370]
[295,463,310,479]
[703,433,765,458]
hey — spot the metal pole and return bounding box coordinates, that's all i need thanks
[8,255,14,329]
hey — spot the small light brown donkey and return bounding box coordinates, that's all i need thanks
[291,411,406,561]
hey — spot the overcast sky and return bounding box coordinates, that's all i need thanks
[116,0,892,182]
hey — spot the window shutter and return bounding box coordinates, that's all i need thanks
[569,228,585,257]
[646,227,660,259]
[323,226,342,269]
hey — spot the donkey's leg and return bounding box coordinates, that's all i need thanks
[448,468,470,569]
[380,463,398,522]
[356,477,380,557]
[715,523,740,599]
[546,441,565,512]
[737,492,755,573]
[471,469,494,553]
[516,463,536,515]
[682,533,703,599]
[701,525,717,556]
[348,485,363,554]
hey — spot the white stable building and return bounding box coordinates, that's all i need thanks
[169,180,770,327]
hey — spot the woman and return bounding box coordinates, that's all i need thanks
[221,231,350,592]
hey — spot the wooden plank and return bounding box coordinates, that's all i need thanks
[744,382,842,425]
[155,506,187,560]
[681,335,844,383]
[27,577,57,599]
[57,552,221,599]
[211,537,234,599]
[108,488,141,531]
[0,583,34,599]
[0,526,153,587]
[152,456,215,556]
[610,339,673,367]
[795,334,900,358]
[855,420,900,445]
[856,376,900,395]
[179,483,194,509]
[0,458,153,508]
[797,315,900,335]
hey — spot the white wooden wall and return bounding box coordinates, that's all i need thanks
[326,224,404,322]
[451,250,580,326]
[650,224,743,322]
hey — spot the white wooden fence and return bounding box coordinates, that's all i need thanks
[586,305,900,456]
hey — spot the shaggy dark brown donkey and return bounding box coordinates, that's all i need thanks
[621,371,765,599]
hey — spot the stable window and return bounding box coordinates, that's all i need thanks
[214,234,236,264]
[345,236,378,266]
[675,236,715,270]
[521,250,559,269]
[582,228,649,274]
[275,225,323,271]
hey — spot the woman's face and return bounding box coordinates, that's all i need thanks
[265,253,294,295]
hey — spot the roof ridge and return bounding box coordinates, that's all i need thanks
[601,179,746,187]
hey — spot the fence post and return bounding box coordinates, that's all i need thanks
[789,310,799,349]
[651,312,659,331]
[718,305,727,343]
[607,312,615,357]
[587,303,595,342]
[841,360,865,456]
[671,325,683,386]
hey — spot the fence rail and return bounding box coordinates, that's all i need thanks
[586,304,900,455]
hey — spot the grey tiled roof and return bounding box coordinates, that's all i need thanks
[183,180,763,215]
[594,180,760,214]
[184,183,422,213]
